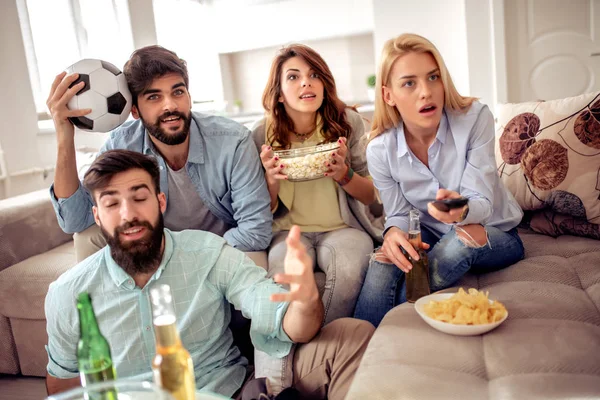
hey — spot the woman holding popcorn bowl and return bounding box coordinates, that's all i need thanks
[252,44,382,326]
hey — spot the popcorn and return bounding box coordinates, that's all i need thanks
[274,142,340,182]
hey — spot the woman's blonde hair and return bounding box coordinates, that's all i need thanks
[370,33,477,140]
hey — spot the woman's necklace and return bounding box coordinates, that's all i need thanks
[293,131,312,142]
[292,126,316,143]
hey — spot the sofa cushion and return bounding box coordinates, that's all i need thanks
[0,241,76,320]
[494,92,600,239]
[525,209,600,240]
[0,189,73,272]
[346,231,600,399]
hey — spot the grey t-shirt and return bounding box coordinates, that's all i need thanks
[163,164,231,237]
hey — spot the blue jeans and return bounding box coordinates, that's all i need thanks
[353,226,524,327]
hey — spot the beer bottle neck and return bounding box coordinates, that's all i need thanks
[408,231,422,250]
[154,316,181,348]
[77,296,101,339]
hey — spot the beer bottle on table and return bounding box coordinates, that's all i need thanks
[77,292,117,400]
[404,209,430,303]
[149,284,196,400]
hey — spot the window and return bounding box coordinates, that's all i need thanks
[153,0,225,108]
[17,0,135,118]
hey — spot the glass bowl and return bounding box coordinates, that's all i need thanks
[274,142,340,182]
[45,380,233,400]
[45,380,173,400]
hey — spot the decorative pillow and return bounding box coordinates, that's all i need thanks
[495,92,600,237]
[525,209,600,240]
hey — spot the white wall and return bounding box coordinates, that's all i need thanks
[464,0,495,113]
[2,0,507,200]
[0,0,47,199]
[226,33,376,114]
[213,0,374,54]
[372,0,470,96]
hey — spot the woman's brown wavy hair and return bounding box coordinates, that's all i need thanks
[262,44,353,150]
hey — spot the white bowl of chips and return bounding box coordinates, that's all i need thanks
[414,288,508,336]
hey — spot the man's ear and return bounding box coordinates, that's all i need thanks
[131,105,140,120]
[382,86,395,107]
[92,206,101,226]
[158,192,167,214]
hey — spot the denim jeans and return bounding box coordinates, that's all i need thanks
[353,225,524,327]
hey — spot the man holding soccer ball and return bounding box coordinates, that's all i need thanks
[47,46,272,261]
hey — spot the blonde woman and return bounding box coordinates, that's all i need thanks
[353,34,524,327]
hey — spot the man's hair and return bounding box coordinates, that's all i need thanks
[123,45,189,107]
[83,150,161,202]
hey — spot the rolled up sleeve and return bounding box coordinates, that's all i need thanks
[45,283,79,379]
[49,182,96,234]
[211,246,292,358]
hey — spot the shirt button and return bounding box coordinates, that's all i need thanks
[128,279,133,285]
[160,166,164,170]
[146,326,151,331]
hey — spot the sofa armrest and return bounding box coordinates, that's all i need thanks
[0,189,72,272]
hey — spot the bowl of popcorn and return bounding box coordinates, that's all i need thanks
[274,142,340,182]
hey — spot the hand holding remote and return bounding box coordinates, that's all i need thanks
[431,197,469,212]
[427,189,468,224]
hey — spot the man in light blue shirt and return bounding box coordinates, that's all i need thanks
[47,45,272,262]
[45,149,374,399]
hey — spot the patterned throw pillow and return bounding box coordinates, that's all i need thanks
[495,92,600,239]
[524,209,600,240]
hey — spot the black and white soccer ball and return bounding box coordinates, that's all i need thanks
[66,59,132,133]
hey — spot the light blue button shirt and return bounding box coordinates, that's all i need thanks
[45,229,291,397]
[366,102,522,239]
[49,112,273,251]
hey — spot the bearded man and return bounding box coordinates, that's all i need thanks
[46,45,271,261]
[44,150,375,400]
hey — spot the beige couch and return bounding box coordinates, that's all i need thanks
[346,230,600,399]
[0,189,75,377]
[3,188,600,400]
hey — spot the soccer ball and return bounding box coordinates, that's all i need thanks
[66,59,132,133]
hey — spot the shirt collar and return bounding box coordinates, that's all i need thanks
[187,117,204,164]
[141,114,204,164]
[105,228,175,289]
[396,110,449,158]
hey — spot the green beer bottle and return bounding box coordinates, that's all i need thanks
[76,292,117,400]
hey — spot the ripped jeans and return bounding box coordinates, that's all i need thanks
[353,225,524,327]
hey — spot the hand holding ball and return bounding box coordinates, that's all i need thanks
[65,59,132,133]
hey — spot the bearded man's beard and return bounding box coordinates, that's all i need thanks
[100,213,165,276]
[141,110,192,145]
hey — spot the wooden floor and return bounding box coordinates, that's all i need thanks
[0,374,47,400]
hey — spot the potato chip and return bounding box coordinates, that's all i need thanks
[423,288,507,325]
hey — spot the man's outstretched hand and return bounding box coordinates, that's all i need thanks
[270,225,319,304]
